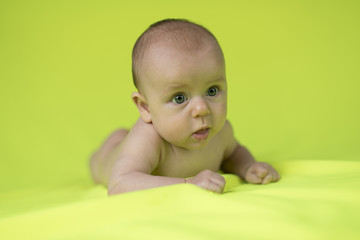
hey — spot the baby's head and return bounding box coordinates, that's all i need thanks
[131,19,227,150]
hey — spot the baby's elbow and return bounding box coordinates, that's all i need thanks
[107,172,137,195]
[107,175,128,196]
[107,182,120,196]
[107,182,129,196]
[108,187,122,196]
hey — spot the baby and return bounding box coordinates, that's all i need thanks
[90,18,280,195]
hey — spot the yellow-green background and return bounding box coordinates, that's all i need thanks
[1,1,360,239]
[1,0,359,191]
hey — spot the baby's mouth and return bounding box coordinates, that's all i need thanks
[192,128,210,141]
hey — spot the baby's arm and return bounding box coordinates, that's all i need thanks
[220,122,280,184]
[107,119,225,195]
[107,121,183,195]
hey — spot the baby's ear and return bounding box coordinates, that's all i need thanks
[131,92,152,123]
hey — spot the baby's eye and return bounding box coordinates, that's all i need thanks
[207,86,219,96]
[171,94,187,104]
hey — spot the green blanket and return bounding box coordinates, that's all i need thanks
[1,0,360,239]
[1,160,360,239]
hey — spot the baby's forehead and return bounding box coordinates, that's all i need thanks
[144,43,210,66]
[143,47,225,89]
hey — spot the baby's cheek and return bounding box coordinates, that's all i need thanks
[213,105,227,128]
[156,117,187,141]
[213,99,227,114]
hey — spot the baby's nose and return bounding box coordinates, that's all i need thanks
[191,97,210,118]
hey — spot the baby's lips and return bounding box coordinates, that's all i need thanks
[192,128,210,141]
[194,128,208,134]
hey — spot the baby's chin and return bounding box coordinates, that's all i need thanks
[171,142,209,151]
[168,134,213,151]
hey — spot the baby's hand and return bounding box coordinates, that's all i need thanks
[186,169,226,193]
[243,162,280,184]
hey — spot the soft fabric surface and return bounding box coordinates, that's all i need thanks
[1,0,360,239]
[1,160,360,239]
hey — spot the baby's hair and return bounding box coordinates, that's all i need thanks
[131,18,222,92]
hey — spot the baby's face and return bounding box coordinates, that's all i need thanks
[141,42,227,150]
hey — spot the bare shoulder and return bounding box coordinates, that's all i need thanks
[112,118,164,175]
[128,117,162,143]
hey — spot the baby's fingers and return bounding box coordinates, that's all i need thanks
[254,164,269,179]
[211,173,226,186]
[261,173,274,184]
[208,173,225,193]
[262,169,281,184]
[190,170,225,193]
[207,181,224,193]
[245,172,262,184]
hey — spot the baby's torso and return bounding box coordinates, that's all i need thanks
[151,127,228,178]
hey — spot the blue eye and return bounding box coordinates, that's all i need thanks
[172,94,187,104]
[207,86,219,96]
